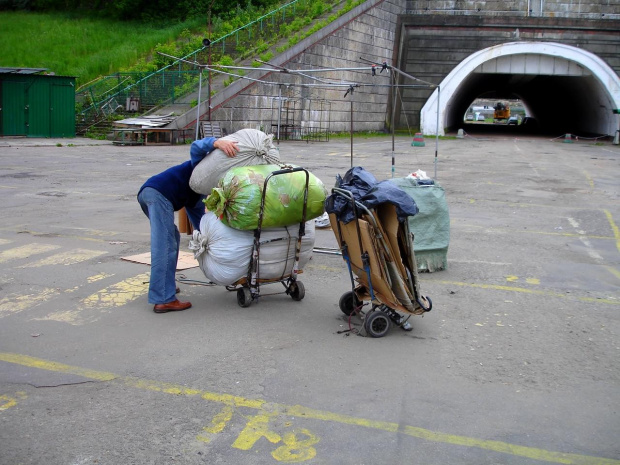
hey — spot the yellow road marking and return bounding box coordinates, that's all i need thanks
[0,227,130,242]
[305,263,343,273]
[604,266,620,282]
[0,239,11,246]
[432,280,619,306]
[0,391,27,411]
[87,273,114,283]
[40,273,150,325]
[0,243,61,264]
[0,288,60,318]
[81,272,149,309]
[18,249,106,268]
[0,353,617,465]
[455,223,613,241]
[604,209,620,254]
[583,171,595,188]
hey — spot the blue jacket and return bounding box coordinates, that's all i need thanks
[138,137,216,228]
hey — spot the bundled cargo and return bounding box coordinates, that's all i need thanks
[204,164,327,230]
[188,211,315,286]
[189,128,280,195]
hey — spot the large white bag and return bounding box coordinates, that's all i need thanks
[188,212,315,286]
[189,128,280,195]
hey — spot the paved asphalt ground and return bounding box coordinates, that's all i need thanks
[0,131,619,465]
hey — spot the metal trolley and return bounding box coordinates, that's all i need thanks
[329,187,432,337]
[226,166,310,307]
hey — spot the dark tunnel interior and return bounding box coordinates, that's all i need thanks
[447,72,612,138]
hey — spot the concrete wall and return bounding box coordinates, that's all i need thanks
[405,0,620,19]
[175,0,405,135]
[395,15,620,130]
[173,0,620,135]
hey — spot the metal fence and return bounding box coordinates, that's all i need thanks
[75,0,341,134]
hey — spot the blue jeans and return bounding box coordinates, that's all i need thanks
[138,187,180,304]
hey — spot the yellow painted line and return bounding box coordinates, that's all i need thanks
[0,288,61,318]
[0,238,11,246]
[432,280,619,306]
[40,273,150,325]
[0,392,27,411]
[454,223,613,241]
[0,228,129,243]
[305,263,343,273]
[603,210,620,254]
[81,272,149,309]
[0,352,617,465]
[87,273,114,283]
[604,266,620,282]
[18,249,106,268]
[583,171,595,188]
[0,243,61,264]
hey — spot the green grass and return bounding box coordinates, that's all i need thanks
[0,11,204,86]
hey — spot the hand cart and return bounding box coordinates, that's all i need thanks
[226,166,310,307]
[329,187,432,337]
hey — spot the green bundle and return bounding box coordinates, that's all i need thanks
[205,164,327,230]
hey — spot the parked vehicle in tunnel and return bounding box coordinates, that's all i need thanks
[493,102,510,122]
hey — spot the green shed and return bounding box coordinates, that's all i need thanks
[0,68,76,138]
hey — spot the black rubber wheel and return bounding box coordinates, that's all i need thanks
[420,295,432,312]
[338,291,360,316]
[289,280,305,301]
[364,310,391,338]
[237,287,252,308]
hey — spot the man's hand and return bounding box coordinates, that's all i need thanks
[214,139,239,158]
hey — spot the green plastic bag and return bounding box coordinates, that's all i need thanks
[204,164,327,230]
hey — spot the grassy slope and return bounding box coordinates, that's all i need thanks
[0,11,204,86]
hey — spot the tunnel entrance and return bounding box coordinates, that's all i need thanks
[421,42,620,138]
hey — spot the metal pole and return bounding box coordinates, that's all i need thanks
[434,86,440,180]
[208,5,213,122]
[391,70,396,178]
[195,69,203,140]
[277,85,282,140]
[350,100,353,168]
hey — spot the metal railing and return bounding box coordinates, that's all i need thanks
[76,0,344,134]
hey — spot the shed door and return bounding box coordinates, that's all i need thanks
[50,83,75,137]
[1,81,27,136]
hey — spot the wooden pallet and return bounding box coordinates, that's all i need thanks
[201,121,224,138]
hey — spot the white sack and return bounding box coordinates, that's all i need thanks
[189,212,315,286]
[189,128,280,195]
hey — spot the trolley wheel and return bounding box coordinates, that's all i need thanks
[338,291,361,316]
[289,280,305,301]
[419,295,432,312]
[237,287,253,308]
[364,310,391,338]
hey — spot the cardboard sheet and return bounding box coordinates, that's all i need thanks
[121,251,198,270]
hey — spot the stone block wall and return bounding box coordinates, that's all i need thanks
[405,0,620,19]
[205,0,406,135]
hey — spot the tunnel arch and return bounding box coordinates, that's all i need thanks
[420,42,620,136]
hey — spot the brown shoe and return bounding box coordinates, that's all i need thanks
[153,299,191,314]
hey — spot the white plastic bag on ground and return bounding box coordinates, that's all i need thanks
[189,212,315,286]
[189,129,280,195]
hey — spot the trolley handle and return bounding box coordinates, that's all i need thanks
[270,166,306,176]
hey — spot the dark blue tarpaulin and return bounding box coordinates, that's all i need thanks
[325,166,418,224]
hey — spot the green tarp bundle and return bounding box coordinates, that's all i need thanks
[205,164,327,230]
[389,177,450,272]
